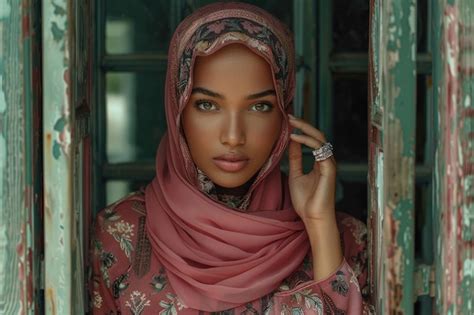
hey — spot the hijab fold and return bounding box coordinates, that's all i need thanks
[145,3,309,311]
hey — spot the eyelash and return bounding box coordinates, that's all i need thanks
[194,100,274,112]
[194,100,218,111]
[250,102,274,112]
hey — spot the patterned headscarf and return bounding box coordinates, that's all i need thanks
[145,2,308,311]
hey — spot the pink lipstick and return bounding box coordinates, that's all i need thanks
[213,153,249,173]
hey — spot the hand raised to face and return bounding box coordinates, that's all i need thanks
[287,115,337,223]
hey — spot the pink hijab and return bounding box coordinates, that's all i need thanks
[145,2,309,311]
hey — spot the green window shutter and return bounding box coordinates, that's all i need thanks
[432,0,474,313]
[368,1,417,313]
[0,0,42,313]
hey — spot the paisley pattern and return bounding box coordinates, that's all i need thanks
[197,168,251,211]
[90,192,371,314]
[177,18,289,104]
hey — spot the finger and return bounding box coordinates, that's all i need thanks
[289,133,324,150]
[290,133,337,174]
[288,138,303,178]
[288,116,327,142]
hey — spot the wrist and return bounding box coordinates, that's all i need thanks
[303,217,339,246]
[302,212,337,230]
[303,214,343,281]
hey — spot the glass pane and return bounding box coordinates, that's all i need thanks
[332,75,368,163]
[414,182,433,261]
[106,180,149,205]
[332,0,369,52]
[417,0,429,53]
[415,296,434,315]
[414,184,424,257]
[416,75,430,164]
[106,0,172,54]
[333,0,427,53]
[190,0,293,27]
[335,180,367,222]
[106,72,166,163]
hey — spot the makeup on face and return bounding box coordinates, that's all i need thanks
[212,152,250,173]
[181,44,282,189]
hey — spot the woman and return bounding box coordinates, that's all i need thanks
[91,2,370,314]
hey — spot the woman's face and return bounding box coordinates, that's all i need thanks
[182,44,282,188]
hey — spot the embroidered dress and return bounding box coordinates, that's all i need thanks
[91,190,372,314]
[91,2,374,314]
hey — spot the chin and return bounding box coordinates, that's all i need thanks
[207,172,253,189]
[211,177,249,188]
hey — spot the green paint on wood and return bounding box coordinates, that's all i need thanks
[53,140,61,159]
[0,0,41,313]
[432,0,474,313]
[369,0,417,313]
[52,1,67,16]
[43,0,77,313]
[461,259,473,314]
[53,116,67,131]
[51,21,65,42]
[385,0,417,313]
[415,264,434,297]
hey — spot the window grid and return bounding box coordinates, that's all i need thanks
[93,4,435,310]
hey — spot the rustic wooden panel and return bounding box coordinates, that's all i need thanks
[0,1,42,314]
[71,0,94,312]
[42,0,75,313]
[368,0,417,313]
[433,0,474,313]
[43,0,95,312]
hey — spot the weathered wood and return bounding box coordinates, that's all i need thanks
[368,0,417,313]
[42,0,76,313]
[0,0,42,314]
[71,0,94,312]
[433,0,474,314]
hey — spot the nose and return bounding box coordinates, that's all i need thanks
[220,112,245,147]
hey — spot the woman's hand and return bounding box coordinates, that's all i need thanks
[287,114,337,223]
[287,114,342,281]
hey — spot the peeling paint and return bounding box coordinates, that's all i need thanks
[42,0,93,313]
[368,0,417,313]
[370,0,473,312]
[415,264,435,297]
[1,0,472,313]
[0,0,41,314]
[43,0,74,313]
[46,287,56,315]
[433,1,474,314]
[52,104,71,159]
[465,95,471,108]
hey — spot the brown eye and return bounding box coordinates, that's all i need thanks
[195,100,218,111]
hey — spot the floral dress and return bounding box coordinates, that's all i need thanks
[90,190,373,314]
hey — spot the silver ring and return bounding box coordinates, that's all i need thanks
[312,142,333,162]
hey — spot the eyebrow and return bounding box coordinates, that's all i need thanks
[246,89,276,100]
[191,87,276,100]
[191,87,224,99]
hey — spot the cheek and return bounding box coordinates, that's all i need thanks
[184,123,211,154]
[182,109,208,154]
[248,115,282,152]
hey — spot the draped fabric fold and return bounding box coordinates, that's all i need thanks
[145,2,309,311]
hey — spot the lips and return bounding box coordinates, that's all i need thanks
[213,153,249,173]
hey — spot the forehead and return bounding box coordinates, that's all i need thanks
[193,44,272,78]
[176,17,290,108]
[191,44,275,96]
